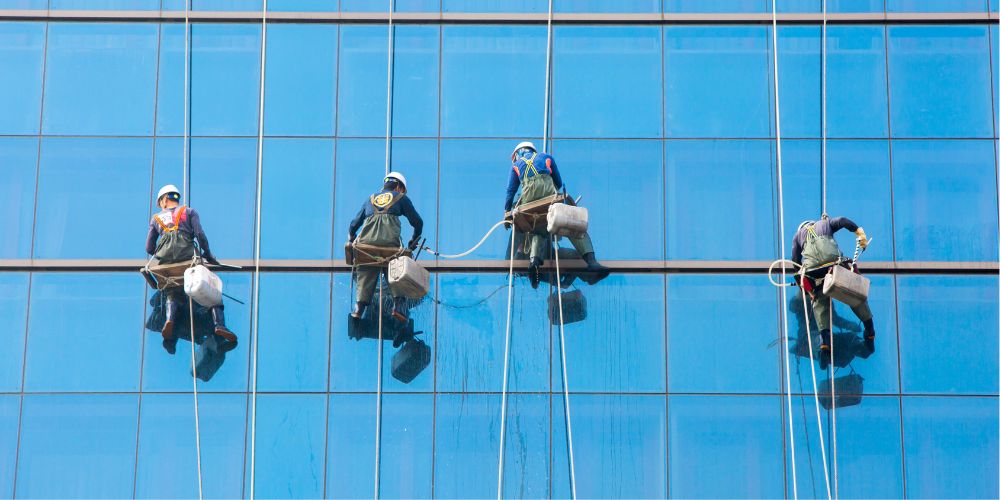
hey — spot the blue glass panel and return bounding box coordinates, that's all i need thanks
[0,22,44,134]
[268,0,338,11]
[157,23,262,136]
[552,274,665,393]
[664,0,769,12]
[329,272,377,393]
[554,0,659,12]
[664,26,771,138]
[377,394,434,498]
[776,0,884,12]
[903,396,999,499]
[891,140,998,261]
[342,0,440,11]
[553,26,662,138]
[16,394,138,498]
[779,140,823,242]
[50,0,159,8]
[669,395,784,498]
[261,138,334,259]
[668,275,779,394]
[665,140,775,260]
[897,275,999,394]
[0,396,16,498]
[829,26,889,138]
[992,26,998,135]
[141,273,252,392]
[190,138,259,259]
[326,394,376,498]
[0,138,37,259]
[163,0,263,10]
[389,139,438,249]
[264,24,337,136]
[379,274,435,392]
[887,0,987,12]
[42,23,157,135]
[0,274,27,392]
[443,0,546,12]
[548,140,663,259]
[253,394,327,498]
[33,138,152,259]
[436,273,550,392]
[333,139,389,250]
[888,26,993,138]
[135,394,247,499]
[257,273,330,392]
[441,25,546,137]
[25,273,142,392]
[552,395,666,499]
[337,25,389,137]
[777,27,820,138]
[391,25,439,137]
[0,1,47,9]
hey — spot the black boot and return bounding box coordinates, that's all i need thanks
[528,257,542,290]
[581,252,610,284]
[862,318,876,355]
[162,294,179,342]
[210,306,237,342]
[818,329,831,370]
[351,301,369,319]
[391,296,409,324]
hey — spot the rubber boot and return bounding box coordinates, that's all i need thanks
[391,296,409,324]
[161,294,179,354]
[351,301,369,319]
[210,306,238,342]
[818,329,832,370]
[581,252,610,284]
[528,257,542,290]
[862,318,876,355]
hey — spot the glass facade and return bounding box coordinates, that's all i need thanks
[0,2,997,498]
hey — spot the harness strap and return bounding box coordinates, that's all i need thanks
[153,205,188,233]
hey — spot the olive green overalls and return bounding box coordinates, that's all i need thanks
[801,224,872,330]
[152,205,196,265]
[355,192,405,303]
[515,153,594,261]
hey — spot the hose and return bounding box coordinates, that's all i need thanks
[422,220,512,259]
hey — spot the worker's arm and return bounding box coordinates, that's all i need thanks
[187,209,217,263]
[791,232,803,265]
[399,196,423,246]
[503,167,519,212]
[145,221,159,255]
[828,216,859,234]
[348,202,368,241]
[546,155,563,190]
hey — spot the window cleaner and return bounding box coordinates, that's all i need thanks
[346,172,424,323]
[144,184,237,354]
[503,141,609,289]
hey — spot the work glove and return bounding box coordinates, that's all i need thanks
[204,254,221,266]
[407,237,420,251]
[855,227,868,249]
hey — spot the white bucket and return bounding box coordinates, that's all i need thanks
[821,265,870,308]
[184,264,223,307]
[547,203,589,239]
[388,256,430,299]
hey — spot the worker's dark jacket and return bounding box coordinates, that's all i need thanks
[348,189,423,245]
[791,216,859,277]
[505,151,562,212]
[146,205,214,264]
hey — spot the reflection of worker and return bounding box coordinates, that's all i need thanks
[348,172,423,322]
[792,216,874,368]
[146,184,236,351]
[504,142,609,288]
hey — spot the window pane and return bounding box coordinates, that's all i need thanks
[135,394,247,499]
[0,22,44,134]
[668,275,779,394]
[441,25,546,137]
[891,140,998,261]
[379,274,435,392]
[389,139,438,251]
[826,140,894,261]
[887,0,988,12]
[326,394,376,498]
[902,396,999,499]
[338,25,389,137]
[42,23,158,135]
[0,138,37,259]
[157,23,262,136]
[554,274,666,393]
[34,138,152,259]
[163,0,263,11]
[16,394,138,498]
[897,275,999,394]
[0,396,16,498]
[553,26,663,138]
[392,25,439,137]
[329,273,378,393]
[253,394,327,499]
[264,24,337,136]
[443,0,546,12]
[377,394,434,498]
[664,26,771,138]
[257,273,330,392]
[777,26,820,138]
[342,0,440,11]
[189,138,260,260]
[261,138,334,259]
[0,1,47,8]
[333,139,391,251]
[268,0,338,11]
[50,0,159,8]
[668,395,784,498]
[777,0,885,12]
[0,273,27,392]
[887,26,993,138]
[664,0,768,13]
[548,139,664,259]
[665,140,775,260]
[555,0,659,12]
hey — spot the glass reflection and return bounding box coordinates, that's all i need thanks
[345,280,431,385]
[145,290,238,382]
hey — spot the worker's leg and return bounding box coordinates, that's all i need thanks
[210,304,237,342]
[851,299,876,354]
[390,269,409,325]
[809,287,833,369]
[526,233,548,290]
[161,290,180,354]
[568,232,609,283]
[352,267,379,318]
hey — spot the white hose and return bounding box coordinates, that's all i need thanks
[424,220,512,259]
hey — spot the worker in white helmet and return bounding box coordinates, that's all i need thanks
[347,172,424,322]
[146,184,236,353]
[505,141,609,288]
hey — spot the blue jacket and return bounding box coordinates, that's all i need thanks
[348,189,423,242]
[504,151,563,211]
[791,216,859,265]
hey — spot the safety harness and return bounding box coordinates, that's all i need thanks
[152,205,197,264]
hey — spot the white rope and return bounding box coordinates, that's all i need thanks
[798,278,833,500]
[373,280,384,499]
[829,297,839,500]
[248,2,268,498]
[383,0,394,176]
[495,231,516,499]
[770,3,799,498]
[821,0,828,216]
[822,2,840,495]
[423,220,511,259]
[552,238,577,499]
[541,0,553,152]
[187,297,204,500]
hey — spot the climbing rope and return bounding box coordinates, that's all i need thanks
[248,1,269,498]
[552,235,578,499]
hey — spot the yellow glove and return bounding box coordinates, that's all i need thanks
[855,227,868,249]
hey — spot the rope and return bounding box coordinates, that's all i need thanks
[384,0,394,175]
[186,296,204,500]
[422,220,511,259]
[798,278,833,500]
[769,2,799,497]
[821,0,828,216]
[248,1,268,497]
[541,0,553,152]
[495,230,516,499]
[552,235,578,499]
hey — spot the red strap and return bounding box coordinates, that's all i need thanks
[512,165,521,178]
[175,205,187,226]
[545,157,553,174]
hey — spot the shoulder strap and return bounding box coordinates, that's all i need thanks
[522,152,540,179]
[371,192,403,213]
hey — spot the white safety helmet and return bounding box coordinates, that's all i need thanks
[512,141,536,158]
[157,184,181,203]
[384,171,408,191]
[797,220,814,232]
